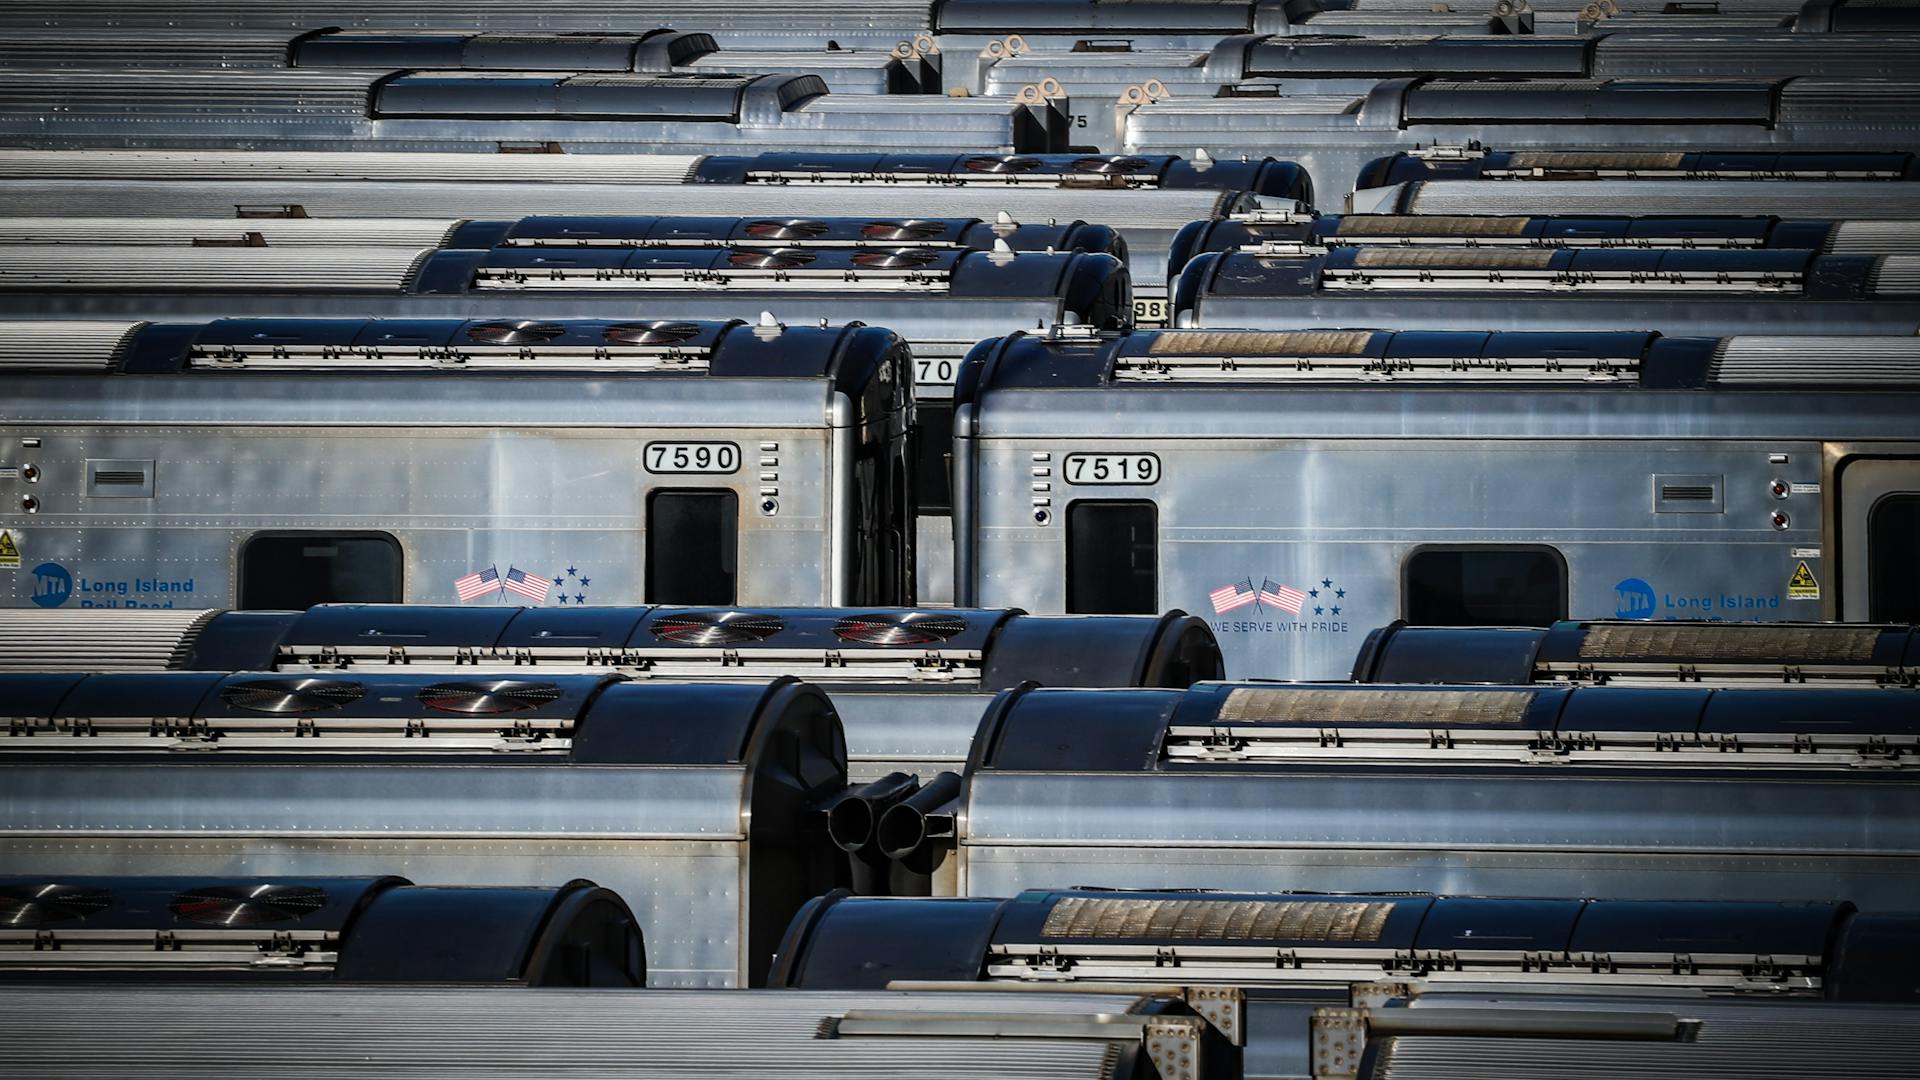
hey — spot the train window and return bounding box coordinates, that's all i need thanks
[646,490,738,605]
[914,403,954,516]
[1403,546,1566,627]
[1067,500,1157,614]
[237,532,402,610]
[1868,493,1920,621]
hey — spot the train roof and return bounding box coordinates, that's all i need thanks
[0,318,910,392]
[959,328,1920,392]
[0,874,643,985]
[969,681,1920,773]
[1353,619,1920,686]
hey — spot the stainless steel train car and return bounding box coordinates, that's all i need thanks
[0,671,846,988]
[941,682,1920,908]
[0,214,1123,258]
[1116,78,1920,195]
[1173,247,1920,335]
[0,605,1224,782]
[0,70,1069,154]
[1352,618,1920,686]
[952,328,1920,678]
[772,888,1920,1076]
[0,875,646,986]
[0,29,943,94]
[0,984,1227,1080]
[0,317,914,610]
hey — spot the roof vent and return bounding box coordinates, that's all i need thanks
[726,249,816,269]
[417,680,563,714]
[832,612,969,646]
[650,611,786,646]
[604,321,702,345]
[744,219,830,240]
[852,249,940,269]
[168,885,328,926]
[220,678,366,714]
[1073,156,1149,174]
[965,155,1041,173]
[863,220,948,241]
[0,885,112,926]
[467,321,567,345]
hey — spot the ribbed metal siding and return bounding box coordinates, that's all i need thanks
[1710,335,1920,384]
[0,218,463,247]
[0,149,706,184]
[0,320,144,372]
[0,609,214,672]
[0,986,1142,1080]
[1592,34,1920,78]
[1868,255,1920,295]
[1826,220,1920,254]
[0,34,294,69]
[0,1,938,34]
[1402,180,1920,220]
[1778,79,1919,127]
[0,70,377,122]
[0,247,429,291]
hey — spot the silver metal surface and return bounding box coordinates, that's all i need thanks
[1352,180,1920,218]
[0,217,463,247]
[0,608,212,671]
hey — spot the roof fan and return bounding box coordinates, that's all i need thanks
[604,321,702,346]
[0,885,112,927]
[418,680,563,715]
[220,678,365,714]
[744,219,830,240]
[467,321,568,345]
[964,155,1042,173]
[649,611,786,646]
[853,249,941,270]
[1073,156,1150,174]
[726,249,816,270]
[832,612,969,646]
[862,220,948,241]
[169,885,329,927]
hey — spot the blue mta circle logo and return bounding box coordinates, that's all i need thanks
[29,562,72,608]
[1613,578,1656,620]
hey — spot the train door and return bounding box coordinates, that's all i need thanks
[1832,450,1920,621]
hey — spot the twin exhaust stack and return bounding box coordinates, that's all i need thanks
[825,771,962,895]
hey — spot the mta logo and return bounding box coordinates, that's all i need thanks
[1613,578,1656,620]
[29,562,72,608]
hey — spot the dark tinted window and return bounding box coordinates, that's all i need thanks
[913,402,953,516]
[646,490,737,604]
[238,533,402,610]
[1405,546,1565,627]
[1067,501,1157,614]
[1869,493,1920,622]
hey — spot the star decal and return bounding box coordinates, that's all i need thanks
[1322,578,1333,589]
[574,594,586,605]
[578,577,590,587]
[1331,606,1342,616]
[1335,588,1345,599]
[553,576,566,587]
[1309,588,1319,598]
[557,594,570,605]
[1314,605,1324,616]
[566,566,578,577]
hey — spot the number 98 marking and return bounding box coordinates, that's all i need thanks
[645,442,741,474]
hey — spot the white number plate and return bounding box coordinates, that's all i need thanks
[645,441,740,474]
[1133,298,1172,326]
[1064,453,1160,486]
[916,357,960,386]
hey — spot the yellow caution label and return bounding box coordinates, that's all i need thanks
[1787,560,1820,601]
[0,530,17,569]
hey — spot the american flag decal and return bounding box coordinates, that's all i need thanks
[502,566,551,603]
[1260,578,1306,616]
[1209,577,1257,614]
[454,566,499,602]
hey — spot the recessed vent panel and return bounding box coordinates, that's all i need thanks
[649,611,785,646]
[1653,473,1724,514]
[417,681,563,715]
[220,678,365,714]
[1577,624,1883,664]
[0,885,112,926]
[1039,896,1396,943]
[831,612,969,646]
[168,885,329,926]
[1215,687,1535,726]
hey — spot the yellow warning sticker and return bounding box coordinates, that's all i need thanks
[0,530,17,570]
[1787,560,1820,601]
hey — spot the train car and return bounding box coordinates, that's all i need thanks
[0,605,1225,782]
[772,888,1920,1075]
[0,214,1123,258]
[0,984,1228,1080]
[952,328,1920,678]
[1173,247,1920,335]
[0,29,943,93]
[939,682,1920,908]
[0,317,914,610]
[1351,619,1919,686]
[1116,78,1920,194]
[0,70,1071,154]
[0,875,645,986]
[0,671,846,988]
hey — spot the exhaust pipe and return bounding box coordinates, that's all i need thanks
[876,771,962,895]
[826,772,921,895]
